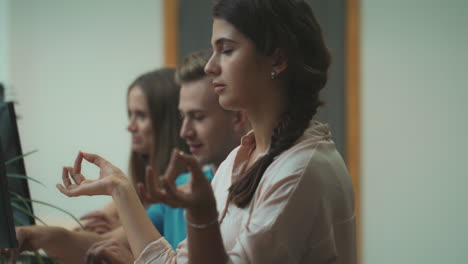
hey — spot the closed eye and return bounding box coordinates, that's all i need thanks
[222,48,233,55]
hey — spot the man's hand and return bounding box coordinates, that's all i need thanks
[85,239,134,264]
[75,210,120,234]
[0,226,35,264]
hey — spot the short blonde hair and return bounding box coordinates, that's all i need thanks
[175,49,212,85]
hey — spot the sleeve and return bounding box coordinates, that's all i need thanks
[134,237,181,264]
[146,204,165,236]
[134,167,222,264]
[224,161,339,263]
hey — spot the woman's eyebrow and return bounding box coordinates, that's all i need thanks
[213,37,238,46]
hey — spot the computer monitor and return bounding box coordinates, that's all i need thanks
[0,139,18,248]
[0,83,5,102]
[0,102,35,226]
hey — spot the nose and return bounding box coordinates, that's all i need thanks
[127,117,136,132]
[204,53,220,76]
[179,119,195,140]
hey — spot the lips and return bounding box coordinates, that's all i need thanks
[132,136,142,144]
[188,143,203,153]
[212,81,226,93]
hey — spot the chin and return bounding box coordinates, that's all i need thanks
[192,154,205,165]
[132,146,148,155]
[132,148,143,154]
[219,96,242,111]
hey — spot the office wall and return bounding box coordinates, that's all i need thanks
[7,0,164,226]
[0,0,9,89]
[361,0,468,263]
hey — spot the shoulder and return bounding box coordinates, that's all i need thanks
[212,146,240,185]
[268,122,339,175]
[261,121,350,198]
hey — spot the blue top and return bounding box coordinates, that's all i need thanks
[146,167,214,249]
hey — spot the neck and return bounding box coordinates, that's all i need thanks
[247,88,286,154]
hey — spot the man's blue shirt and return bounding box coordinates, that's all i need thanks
[146,167,214,249]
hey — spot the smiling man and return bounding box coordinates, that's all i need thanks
[145,49,249,250]
[178,50,247,171]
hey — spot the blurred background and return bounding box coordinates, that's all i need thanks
[0,0,467,263]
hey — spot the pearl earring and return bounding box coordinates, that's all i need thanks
[270,71,277,79]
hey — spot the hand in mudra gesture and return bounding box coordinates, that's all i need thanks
[139,150,217,217]
[58,150,217,221]
[57,152,130,197]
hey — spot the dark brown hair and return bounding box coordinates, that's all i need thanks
[127,68,188,193]
[213,0,331,208]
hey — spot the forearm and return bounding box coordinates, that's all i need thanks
[22,226,103,263]
[112,182,162,258]
[186,208,228,264]
[101,201,119,220]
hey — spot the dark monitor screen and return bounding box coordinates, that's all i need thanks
[0,102,35,226]
[0,139,18,248]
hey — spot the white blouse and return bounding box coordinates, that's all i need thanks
[136,121,356,264]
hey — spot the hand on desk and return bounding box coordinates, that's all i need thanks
[0,227,36,264]
[74,210,120,235]
[85,238,134,264]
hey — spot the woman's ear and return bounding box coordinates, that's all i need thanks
[271,48,288,76]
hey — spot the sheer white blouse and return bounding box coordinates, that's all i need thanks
[136,121,356,264]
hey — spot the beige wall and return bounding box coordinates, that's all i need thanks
[361,0,468,262]
[0,0,10,88]
[4,0,164,227]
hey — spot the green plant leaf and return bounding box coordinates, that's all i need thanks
[7,173,46,187]
[10,191,47,226]
[5,149,38,166]
[11,202,31,226]
[11,198,32,212]
[9,191,33,212]
[30,199,85,230]
[10,202,47,226]
[12,196,85,230]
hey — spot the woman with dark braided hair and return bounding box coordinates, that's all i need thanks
[55,0,356,263]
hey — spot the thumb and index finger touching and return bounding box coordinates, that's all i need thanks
[56,151,108,195]
[163,150,204,181]
[171,150,206,183]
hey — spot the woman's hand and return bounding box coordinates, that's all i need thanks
[85,239,134,264]
[149,150,218,222]
[57,152,130,198]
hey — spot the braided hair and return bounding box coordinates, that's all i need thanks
[213,0,331,208]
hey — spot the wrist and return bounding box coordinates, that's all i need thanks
[185,204,218,226]
[110,178,133,199]
[185,211,218,229]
